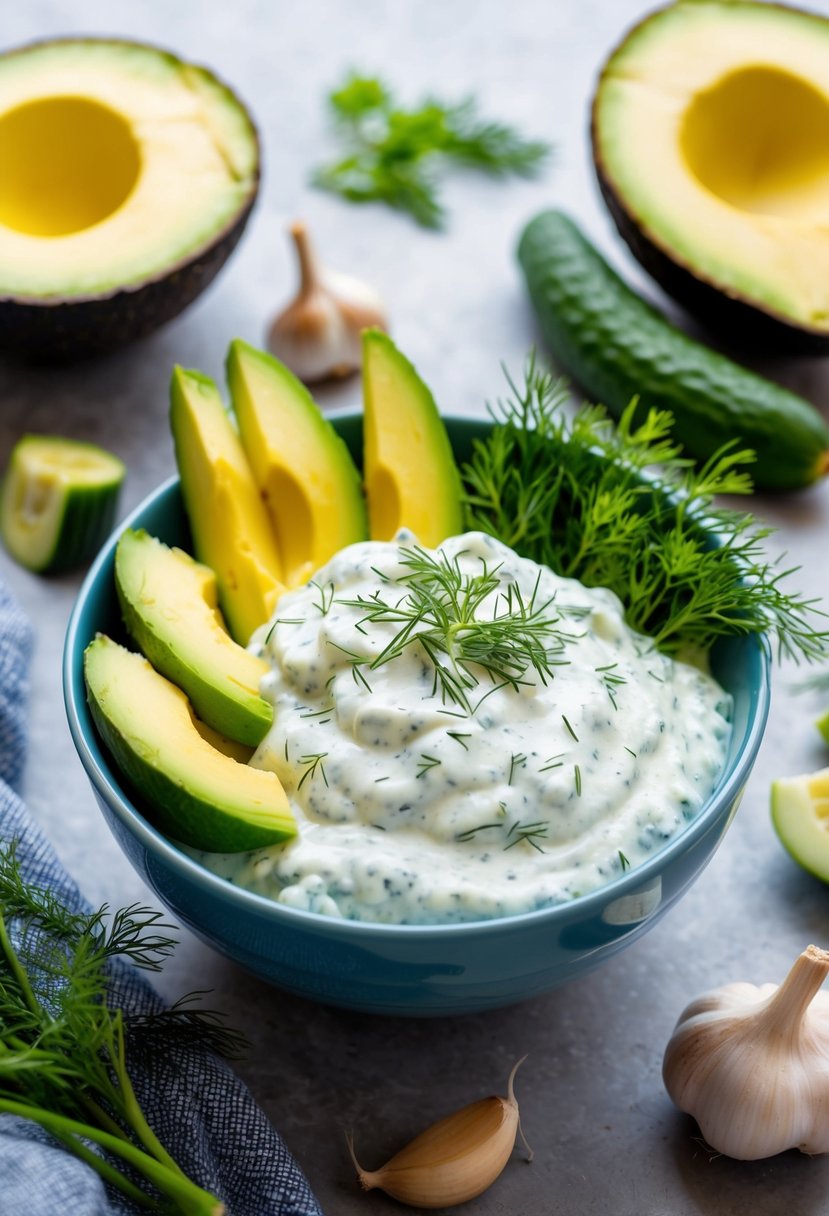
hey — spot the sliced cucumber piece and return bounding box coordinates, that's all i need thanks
[1,434,125,573]
[771,767,829,882]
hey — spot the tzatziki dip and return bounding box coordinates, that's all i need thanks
[199,531,732,925]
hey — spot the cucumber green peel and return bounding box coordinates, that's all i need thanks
[0,434,125,573]
[517,210,829,492]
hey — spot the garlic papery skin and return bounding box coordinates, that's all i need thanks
[347,1057,531,1209]
[662,944,829,1160]
[267,220,388,384]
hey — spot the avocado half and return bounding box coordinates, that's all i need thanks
[0,38,260,360]
[592,0,829,353]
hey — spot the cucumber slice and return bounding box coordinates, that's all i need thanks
[771,768,829,883]
[1,434,125,573]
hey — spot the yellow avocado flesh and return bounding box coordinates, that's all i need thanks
[226,340,367,588]
[362,330,463,546]
[771,768,829,883]
[594,1,829,331]
[85,635,294,853]
[170,367,284,646]
[115,529,273,747]
[0,40,257,298]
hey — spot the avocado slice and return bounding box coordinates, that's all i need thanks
[115,529,273,747]
[771,767,829,884]
[0,39,259,360]
[84,635,294,852]
[170,366,284,645]
[226,339,367,587]
[592,0,829,352]
[362,330,463,545]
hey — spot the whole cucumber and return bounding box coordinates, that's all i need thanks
[517,210,829,492]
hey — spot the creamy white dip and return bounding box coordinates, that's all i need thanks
[199,531,732,925]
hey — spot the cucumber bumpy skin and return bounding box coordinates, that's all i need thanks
[517,210,829,492]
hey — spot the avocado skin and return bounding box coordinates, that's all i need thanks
[589,4,829,357]
[594,159,829,357]
[517,210,829,492]
[0,197,256,363]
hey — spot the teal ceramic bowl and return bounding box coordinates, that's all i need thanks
[63,412,771,1016]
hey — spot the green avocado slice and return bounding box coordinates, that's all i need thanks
[115,528,273,747]
[362,330,463,546]
[84,634,295,852]
[226,338,367,588]
[170,365,285,645]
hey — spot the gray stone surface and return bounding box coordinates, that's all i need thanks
[2,1,829,1212]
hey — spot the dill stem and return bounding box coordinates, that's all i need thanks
[49,1127,155,1209]
[111,1010,185,1179]
[0,1100,224,1215]
[0,909,41,1018]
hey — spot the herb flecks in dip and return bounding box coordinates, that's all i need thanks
[200,532,732,924]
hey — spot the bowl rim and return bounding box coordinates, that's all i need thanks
[63,411,772,940]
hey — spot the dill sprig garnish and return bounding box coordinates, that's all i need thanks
[0,843,235,1213]
[336,545,573,713]
[416,754,441,779]
[462,357,829,663]
[297,752,329,790]
[503,819,549,853]
[455,807,548,852]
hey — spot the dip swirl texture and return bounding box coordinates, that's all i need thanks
[200,532,732,924]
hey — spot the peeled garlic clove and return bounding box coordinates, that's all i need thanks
[348,1057,531,1209]
[267,221,388,384]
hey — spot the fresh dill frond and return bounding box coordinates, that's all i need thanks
[309,579,335,616]
[0,843,227,1213]
[503,819,549,853]
[337,544,573,714]
[416,754,442,779]
[561,715,579,742]
[312,73,551,228]
[508,752,527,784]
[297,752,329,790]
[127,992,249,1061]
[462,357,829,663]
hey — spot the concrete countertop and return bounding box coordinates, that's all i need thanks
[2,1,829,1212]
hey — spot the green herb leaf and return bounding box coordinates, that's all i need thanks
[0,842,230,1213]
[313,73,551,228]
[462,356,829,663]
[337,544,574,714]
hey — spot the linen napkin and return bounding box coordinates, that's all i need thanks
[0,578,323,1216]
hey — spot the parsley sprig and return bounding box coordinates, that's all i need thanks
[462,358,829,663]
[312,74,550,228]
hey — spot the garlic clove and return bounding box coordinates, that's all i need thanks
[267,221,388,385]
[348,1057,531,1209]
[663,944,829,1160]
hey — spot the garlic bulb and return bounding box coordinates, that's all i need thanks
[267,221,388,383]
[347,1057,532,1209]
[663,944,829,1160]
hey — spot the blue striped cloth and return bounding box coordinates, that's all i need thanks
[0,580,323,1216]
